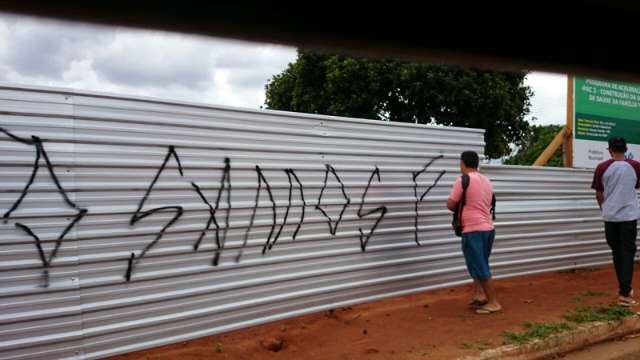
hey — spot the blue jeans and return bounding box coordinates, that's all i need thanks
[461,230,495,280]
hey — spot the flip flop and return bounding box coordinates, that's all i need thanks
[618,297,638,307]
[475,304,502,314]
[469,299,488,308]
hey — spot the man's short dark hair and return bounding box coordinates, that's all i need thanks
[461,151,479,168]
[608,137,627,153]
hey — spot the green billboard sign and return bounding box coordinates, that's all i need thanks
[573,76,640,168]
[575,77,640,143]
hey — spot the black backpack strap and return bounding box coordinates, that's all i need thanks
[461,174,470,190]
[491,193,496,220]
[458,174,470,218]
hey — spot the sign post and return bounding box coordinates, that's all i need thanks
[564,76,573,167]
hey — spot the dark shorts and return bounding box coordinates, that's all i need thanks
[461,230,495,280]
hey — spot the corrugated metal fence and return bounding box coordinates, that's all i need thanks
[0,85,618,359]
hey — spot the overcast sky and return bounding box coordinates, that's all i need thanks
[0,12,566,125]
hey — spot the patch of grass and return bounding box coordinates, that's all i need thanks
[461,343,474,350]
[571,290,606,303]
[213,342,224,353]
[501,300,635,348]
[502,321,574,345]
[564,304,634,324]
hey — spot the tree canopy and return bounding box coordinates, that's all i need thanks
[265,50,533,159]
[504,124,564,167]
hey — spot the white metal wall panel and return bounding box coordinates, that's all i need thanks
[0,84,624,359]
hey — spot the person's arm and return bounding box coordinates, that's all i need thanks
[447,177,462,212]
[591,163,606,209]
[447,198,458,212]
[629,159,640,190]
[595,191,604,209]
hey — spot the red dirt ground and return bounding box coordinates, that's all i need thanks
[109,264,635,360]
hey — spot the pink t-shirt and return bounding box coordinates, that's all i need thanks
[448,172,494,233]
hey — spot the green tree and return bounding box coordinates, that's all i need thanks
[504,125,564,166]
[265,50,533,159]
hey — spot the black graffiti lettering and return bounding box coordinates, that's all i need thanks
[220,160,232,263]
[271,170,294,249]
[126,203,183,282]
[357,167,387,252]
[14,222,47,266]
[412,155,446,246]
[3,134,86,220]
[237,165,277,262]
[191,157,231,267]
[3,124,454,285]
[31,206,87,264]
[37,138,90,248]
[125,252,135,282]
[1,128,87,286]
[0,127,35,145]
[3,140,37,222]
[126,146,184,281]
[36,139,84,210]
[191,182,214,251]
[316,164,351,236]
[267,168,306,252]
[287,170,306,241]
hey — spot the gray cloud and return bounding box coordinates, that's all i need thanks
[1,14,113,79]
[228,68,280,89]
[0,12,297,108]
[91,31,215,89]
[525,72,567,126]
[214,45,296,70]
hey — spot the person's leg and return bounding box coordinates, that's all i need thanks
[476,230,501,313]
[618,220,637,299]
[605,221,624,295]
[462,233,487,304]
[479,278,500,308]
[473,279,487,302]
[480,230,500,308]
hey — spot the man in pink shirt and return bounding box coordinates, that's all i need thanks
[447,151,501,314]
